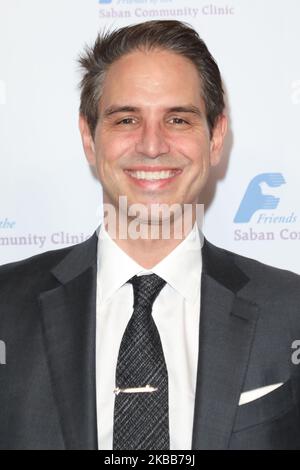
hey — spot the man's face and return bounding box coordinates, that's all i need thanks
[80,48,227,222]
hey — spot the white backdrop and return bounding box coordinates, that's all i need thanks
[0,0,299,273]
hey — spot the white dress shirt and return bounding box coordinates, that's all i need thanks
[96,222,202,450]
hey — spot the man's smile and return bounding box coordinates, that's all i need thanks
[124,168,182,189]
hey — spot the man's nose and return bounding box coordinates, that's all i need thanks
[135,123,170,158]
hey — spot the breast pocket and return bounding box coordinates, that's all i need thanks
[233,378,297,432]
[230,378,300,449]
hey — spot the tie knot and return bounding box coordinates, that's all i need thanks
[128,273,166,309]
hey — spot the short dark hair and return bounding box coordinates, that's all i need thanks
[78,20,225,138]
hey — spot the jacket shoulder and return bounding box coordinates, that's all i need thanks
[205,239,300,301]
[0,244,73,282]
[0,228,98,290]
[0,232,98,325]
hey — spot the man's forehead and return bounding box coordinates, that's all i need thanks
[98,52,204,117]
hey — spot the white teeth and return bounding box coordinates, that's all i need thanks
[127,170,178,180]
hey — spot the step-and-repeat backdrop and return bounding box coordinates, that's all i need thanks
[1,0,300,273]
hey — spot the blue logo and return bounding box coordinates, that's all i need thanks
[234,173,286,223]
[99,0,112,3]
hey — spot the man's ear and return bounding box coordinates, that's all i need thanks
[209,114,228,167]
[79,114,96,166]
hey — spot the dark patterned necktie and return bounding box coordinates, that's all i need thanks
[113,273,170,450]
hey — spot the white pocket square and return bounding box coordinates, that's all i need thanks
[239,382,284,405]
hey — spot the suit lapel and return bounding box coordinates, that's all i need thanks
[38,231,98,450]
[192,240,260,449]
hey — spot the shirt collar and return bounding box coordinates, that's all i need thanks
[97,222,202,305]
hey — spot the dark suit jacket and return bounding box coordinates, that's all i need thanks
[0,230,300,450]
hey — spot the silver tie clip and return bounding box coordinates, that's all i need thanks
[114,384,158,395]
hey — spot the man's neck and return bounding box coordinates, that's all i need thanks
[115,236,184,269]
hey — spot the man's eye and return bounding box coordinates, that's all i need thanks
[169,117,189,125]
[116,118,136,125]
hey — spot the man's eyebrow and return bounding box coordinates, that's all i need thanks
[102,105,202,118]
[166,106,202,117]
[103,106,138,117]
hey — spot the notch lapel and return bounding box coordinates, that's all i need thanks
[192,240,260,449]
[38,232,98,450]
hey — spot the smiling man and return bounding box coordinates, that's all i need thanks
[0,20,300,451]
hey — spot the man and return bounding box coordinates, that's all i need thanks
[0,20,300,450]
